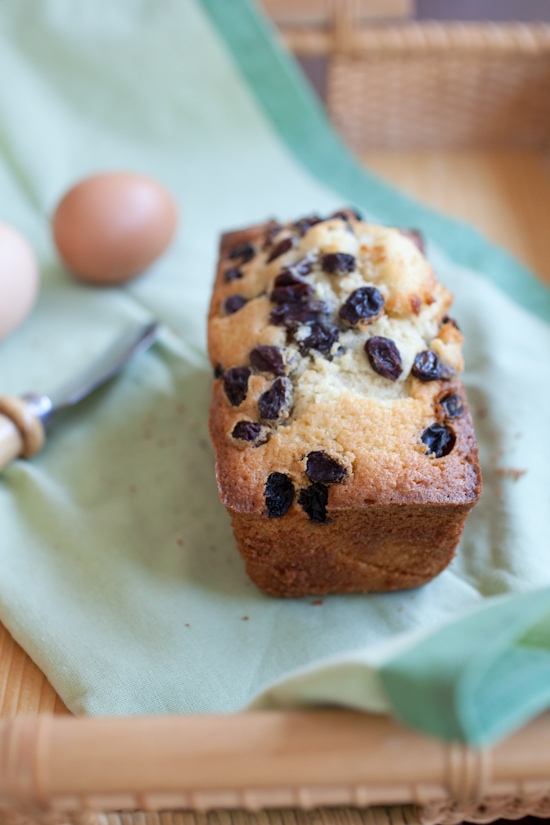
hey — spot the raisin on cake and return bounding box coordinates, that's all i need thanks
[208,209,482,597]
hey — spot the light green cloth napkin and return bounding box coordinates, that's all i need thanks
[0,0,549,746]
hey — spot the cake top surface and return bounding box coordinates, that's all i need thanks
[208,210,481,519]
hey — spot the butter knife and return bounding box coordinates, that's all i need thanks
[0,320,159,471]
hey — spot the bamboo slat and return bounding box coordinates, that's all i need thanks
[0,711,548,820]
[284,23,550,57]
[260,0,414,27]
[0,625,67,718]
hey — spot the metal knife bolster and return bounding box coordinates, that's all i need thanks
[21,394,55,428]
[0,321,159,470]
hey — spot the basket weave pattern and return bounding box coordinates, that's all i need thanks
[419,792,550,825]
[329,26,550,150]
[283,10,550,149]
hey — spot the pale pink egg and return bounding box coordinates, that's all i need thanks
[0,222,39,341]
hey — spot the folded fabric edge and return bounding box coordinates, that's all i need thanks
[378,588,550,745]
[247,661,390,714]
[198,0,550,327]
[246,614,464,713]
[247,593,529,707]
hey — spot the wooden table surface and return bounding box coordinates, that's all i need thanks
[1,147,549,823]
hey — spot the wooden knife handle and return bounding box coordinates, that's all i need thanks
[0,396,45,471]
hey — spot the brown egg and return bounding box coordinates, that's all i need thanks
[52,172,178,285]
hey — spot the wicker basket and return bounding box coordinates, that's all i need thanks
[276,2,550,150]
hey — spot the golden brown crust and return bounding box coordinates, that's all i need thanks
[207,215,482,597]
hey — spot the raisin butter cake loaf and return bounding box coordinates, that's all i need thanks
[207,209,481,597]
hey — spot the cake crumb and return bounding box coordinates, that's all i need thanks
[311,599,324,606]
[495,467,527,481]
[176,538,184,547]
[242,616,249,621]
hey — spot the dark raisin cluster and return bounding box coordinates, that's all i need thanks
[225,347,290,446]
[267,255,339,356]
[222,210,368,355]
[298,451,348,523]
[262,451,349,522]
[420,392,463,457]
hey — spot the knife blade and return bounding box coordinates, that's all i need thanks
[0,320,159,471]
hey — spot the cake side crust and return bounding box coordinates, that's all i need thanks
[229,501,475,597]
